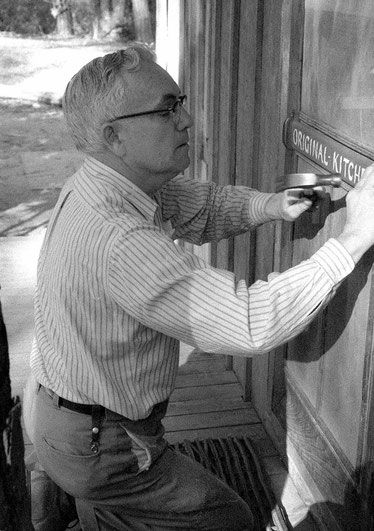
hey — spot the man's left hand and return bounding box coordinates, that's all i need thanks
[265,188,324,221]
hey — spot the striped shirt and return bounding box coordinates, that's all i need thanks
[30,157,354,419]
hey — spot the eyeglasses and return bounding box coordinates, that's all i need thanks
[109,95,187,124]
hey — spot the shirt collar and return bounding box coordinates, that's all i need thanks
[76,156,159,221]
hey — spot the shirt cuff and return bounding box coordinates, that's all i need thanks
[311,238,355,283]
[247,192,276,225]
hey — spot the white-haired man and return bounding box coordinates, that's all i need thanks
[27,45,374,530]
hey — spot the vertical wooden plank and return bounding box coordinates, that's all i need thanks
[156,0,181,80]
[234,0,259,270]
[165,0,181,82]
[194,1,212,264]
[206,0,221,268]
[212,0,239,273]
[231,0,260,399]
[214,0,240,370]
[269,0,305,420]
[251,0,302,418]
[178,1,211,262]
[177,0,185,89]
[186,1,207,205]
[206,0,220,186]
[202,0,212,184]
[155,0,168,67]
[359,290,374,528]
[263,0,306,439]
[178,0,193,258]
[182,1,194,178]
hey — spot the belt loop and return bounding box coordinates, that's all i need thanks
[52,391,60,408]
[90,405,103,454]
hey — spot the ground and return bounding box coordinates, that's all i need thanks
[0,100,82,236]
[0,33,122,236]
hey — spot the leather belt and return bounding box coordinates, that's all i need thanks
[41,385,104,416]
[57,396,105,416]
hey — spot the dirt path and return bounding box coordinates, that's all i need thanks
[0,35,121,236]
[0,99,83,236]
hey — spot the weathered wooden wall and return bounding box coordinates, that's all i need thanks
[179,0,374,529]
[179,0,262,396]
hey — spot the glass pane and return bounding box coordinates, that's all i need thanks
[302,0,374,151]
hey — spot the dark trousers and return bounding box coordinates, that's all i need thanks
[31,384,255,530]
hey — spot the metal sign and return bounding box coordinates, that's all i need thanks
[283,115,374,187]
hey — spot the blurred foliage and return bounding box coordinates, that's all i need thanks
[74,0,136,40]
[0,0,155,39]
[72,0,96,36]
[0,0,55,35]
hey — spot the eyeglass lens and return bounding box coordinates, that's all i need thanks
[172,96,186,123]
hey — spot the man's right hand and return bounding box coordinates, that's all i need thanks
[337,163,374,263]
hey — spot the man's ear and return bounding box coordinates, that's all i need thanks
[101,123,126,156]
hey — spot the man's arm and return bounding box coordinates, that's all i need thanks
[159,176,312,245]
[109,226,353,356]
[266,164,374,259]
[110,164,374,357]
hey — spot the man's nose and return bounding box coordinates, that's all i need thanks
[177,106,194,130]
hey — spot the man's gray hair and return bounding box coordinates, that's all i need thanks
[62,45,156,153]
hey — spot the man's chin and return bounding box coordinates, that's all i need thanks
[179,152,190,171]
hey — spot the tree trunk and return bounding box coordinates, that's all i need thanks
[50,0,74,36]
[100,0,113,34]
[92,0,127,39]
[92,0,102,39]
[111,0,127,29]
[132,0,153,44]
